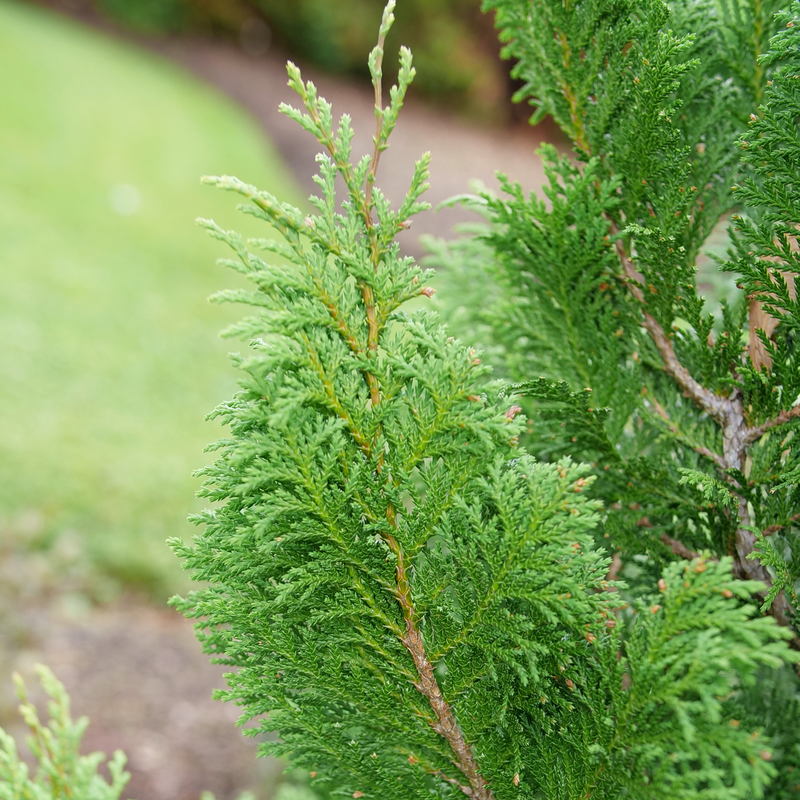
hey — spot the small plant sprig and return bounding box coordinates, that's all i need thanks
[0,665,130,800]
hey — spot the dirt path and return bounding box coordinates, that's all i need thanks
[39,604,283,800]
[0,515,281,800]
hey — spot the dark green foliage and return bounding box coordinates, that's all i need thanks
[434,0,800,795]
[439,0,800,617]
[712,0,786,110]
[170,4,800,798]
[728,4,800,336]
[735,664,800,799]
[585,558,789,800]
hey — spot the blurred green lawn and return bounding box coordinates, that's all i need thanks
[0,1,302,597]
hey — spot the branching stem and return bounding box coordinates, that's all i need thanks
[744,405,800,443]
[611,229,799,640]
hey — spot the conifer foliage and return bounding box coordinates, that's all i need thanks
[0,666,130,800]
[431,0,800,794]
[171,3,797,799]
[438,0,800,632]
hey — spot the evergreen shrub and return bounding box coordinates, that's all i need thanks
[4,1,800,798]
[432,0,800,794]
[168,2,800,798]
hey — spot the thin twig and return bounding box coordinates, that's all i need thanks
[744,405,800,443]
[763,513,800,536]
[693,445,729,471]
[640,312,731,423]
[434,770,474,797]
[606,551,623,582]
[612,227,733,425]
[610,225,794,616]
[646,395,729,470]
[660,533,717,562]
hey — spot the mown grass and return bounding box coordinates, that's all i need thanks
[0,1,302,598]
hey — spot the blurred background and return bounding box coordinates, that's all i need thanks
[0,0,553,797]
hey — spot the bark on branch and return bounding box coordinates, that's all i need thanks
[745,405,800,444]
[611,228,800,641]
[649,396,729,470]
[386,532,493,800]
[660,533,713,562]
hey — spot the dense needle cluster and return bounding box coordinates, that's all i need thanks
[169,2,799,799]
[433,0,800,795]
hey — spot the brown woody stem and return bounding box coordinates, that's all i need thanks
[361,282,382,408]
[611,229,799,639]
[360,23,389,409]
[745,405,800,444]
[763,514,800,536]
[349,31,487,762]
[660,533,712,562]
[649,395,729,470]
[385,530,493,800]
